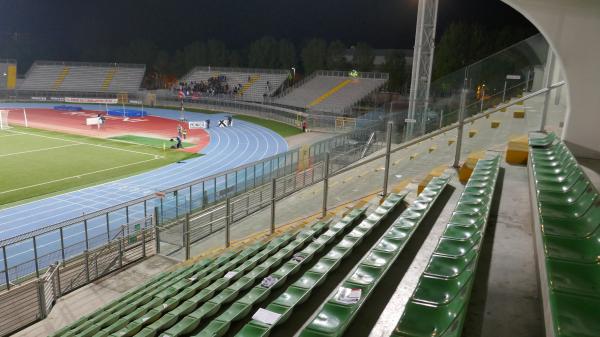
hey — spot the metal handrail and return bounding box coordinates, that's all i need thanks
[32,60,146,69]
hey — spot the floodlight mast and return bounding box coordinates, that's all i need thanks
[405,0,439,141]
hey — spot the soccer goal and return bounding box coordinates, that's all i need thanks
[0,110,9,130]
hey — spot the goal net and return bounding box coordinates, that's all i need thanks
[0,110,9,130]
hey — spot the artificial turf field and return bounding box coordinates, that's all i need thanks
[0,126,199,206]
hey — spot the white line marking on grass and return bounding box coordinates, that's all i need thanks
[0,133,23,138]
[0,157,160,195]
[7,129,159,158]
[0,143,82,158]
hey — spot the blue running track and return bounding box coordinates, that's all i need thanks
[0,103,288,273]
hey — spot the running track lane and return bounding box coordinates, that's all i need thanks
[0,103,288,241]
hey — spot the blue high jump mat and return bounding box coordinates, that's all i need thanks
[107,109,148,118]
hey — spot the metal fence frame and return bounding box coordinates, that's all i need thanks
[0,80,565,336]
[0,222,155,337]
[0,117,385,290]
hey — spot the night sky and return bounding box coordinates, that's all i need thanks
[0,0,535,55]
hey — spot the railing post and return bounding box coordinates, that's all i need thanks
[106,213,110,241]
[479,86,485,114]
[502,80,508,102]
[175,191,179,219]
[141,229,146,258]
[225,198,231,248]
[33,236,40,278]
[2,246,10,290]
[83,219,89,250]
[84,250,90,283]
[37,278,47,319]
[154,207,160,254]
[540,50,556,132]
[271,178,276,234]
[322,153,330,218]
[189,186,193,213]
[184,214,190,260]
[382,122,393,197]
[118,239,123,268]
[55,262,62,297]
[58,227,66,262]
[453,88,467,168]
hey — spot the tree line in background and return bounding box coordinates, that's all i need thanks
[433,23,537,80]
[0,22,535,93]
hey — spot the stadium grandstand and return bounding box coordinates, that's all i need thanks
[0,1,599,337]
[177,67,290,103]
[19,61,145,93]
[275,71,388,114]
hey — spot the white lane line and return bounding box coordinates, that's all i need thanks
[0,157,160,196]
[0,143,82,158]
[0,119,285,230]
[0,120,288,258]
[7,129,159,158]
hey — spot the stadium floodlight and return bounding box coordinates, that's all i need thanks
[406,0,439,141]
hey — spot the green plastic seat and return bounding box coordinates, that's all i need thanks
[449,212,485,228]
[300,302,353,336]
[292,271,323,289]
[529,132,557,147]
[543,232,600,263]
[324,246,349,260]
[443,225,479,240]
[272,286,310,309]
[346,265,384,288]
[538,178,591,205]
[385,227,411,241]
[392,284,470,337]
[362,250,395,268]
[550,291,600,337]
[541,204,600,237]
[536,170,585,192]
[540,192,598,219]
[435,233,481,257]
[546,259,600,297]
[425,249,477,279]
[235,322,269,337]
[193,320,229,337]
[238,287,270,305]
[412,264,474,305]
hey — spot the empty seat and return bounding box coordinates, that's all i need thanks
[391,157,501,337]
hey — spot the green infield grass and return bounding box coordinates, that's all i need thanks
[0,127,199,207]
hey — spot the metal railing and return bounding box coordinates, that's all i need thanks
[0,118,385,290]
[0,221,155,336]
[0,79,565,336]
[32,60,146,69]
[182,66,289,78]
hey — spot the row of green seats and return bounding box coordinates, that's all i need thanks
[392,157,501,337]
[86,245,265,337]
[529,134,600,337]
[131,222,330,337]
[110,232,300,337]
[235,193,407,337]
[297,177,450,337]
[159,207,366,337]
[150,219,336,337]
[54,253,237,337]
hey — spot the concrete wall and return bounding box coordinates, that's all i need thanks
[502,0,600,158]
